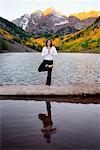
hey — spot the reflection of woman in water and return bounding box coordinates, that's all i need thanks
[38,40,58,86]
[38,101,56,143]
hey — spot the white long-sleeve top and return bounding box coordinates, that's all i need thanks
[41,46,58,60]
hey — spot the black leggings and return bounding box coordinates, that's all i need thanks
[38,59,53,85]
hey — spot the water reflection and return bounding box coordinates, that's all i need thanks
[38,101,56,143]
[1,100,100,149]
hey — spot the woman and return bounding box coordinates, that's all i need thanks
[38,39,58,86]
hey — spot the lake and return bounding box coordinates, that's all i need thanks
[0,53,100,85]
[1,100,100,150]
[0,53,100,149]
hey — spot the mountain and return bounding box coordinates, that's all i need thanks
[12,14,30,30]
[60,16,100,52]
[43,7,64,16]
[12,10,43,32]
[23,16,100,53]
[0,15,100,53]
[0,16,32,39]
[12,7,88,36]
[0,17,36,52]
[12,8,100,37]
[71,11,100,20]
[32,8,80,36]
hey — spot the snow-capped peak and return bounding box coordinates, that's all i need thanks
[54,20,69,26]
[20,14,30,30]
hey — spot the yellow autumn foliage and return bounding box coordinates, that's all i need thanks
[34,38,46,46]
[0,28,14,40]
[52,38,62,47]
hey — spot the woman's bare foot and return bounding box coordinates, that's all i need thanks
[48,64,53,68]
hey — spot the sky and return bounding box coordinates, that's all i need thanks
[0,0,100,21]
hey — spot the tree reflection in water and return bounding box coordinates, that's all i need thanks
[38,101,57,144]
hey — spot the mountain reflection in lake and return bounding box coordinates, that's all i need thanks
[1,100,100,150]
[0,53,100,85]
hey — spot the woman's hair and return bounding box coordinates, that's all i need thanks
[46,39,52,47]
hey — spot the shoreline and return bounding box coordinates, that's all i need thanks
[0,47,100,53]
[0,50,100,54]
[0,83,100,104]
[0,94,100,104]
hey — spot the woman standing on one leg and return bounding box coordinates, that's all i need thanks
[38,39,58,86]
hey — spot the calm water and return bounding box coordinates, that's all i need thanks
[1,100,100,150]
[0,53,100,85]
